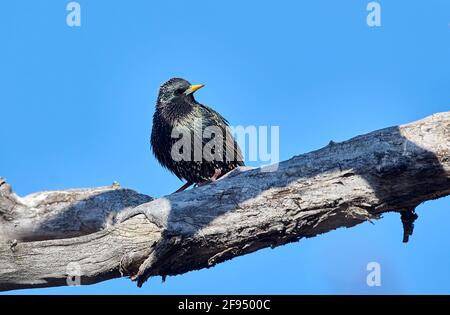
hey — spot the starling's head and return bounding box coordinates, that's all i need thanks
[157,78,204,109]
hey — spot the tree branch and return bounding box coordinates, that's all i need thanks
[1,112,449,291]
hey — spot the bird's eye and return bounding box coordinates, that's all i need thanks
[174,88,185,96]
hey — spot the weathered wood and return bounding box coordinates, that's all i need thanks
[1,111,449,291]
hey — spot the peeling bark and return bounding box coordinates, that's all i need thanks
[1,111,449,291]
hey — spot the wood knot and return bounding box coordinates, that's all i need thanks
[400,209,418,243]
[8,239,18,252]
[111,181,121,188]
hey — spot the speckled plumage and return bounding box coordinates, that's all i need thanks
[151,78,244,185]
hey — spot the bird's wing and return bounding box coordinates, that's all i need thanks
[198,104,244,165]
[198,104,230,126]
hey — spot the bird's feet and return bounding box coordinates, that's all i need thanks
[197,168,222,187]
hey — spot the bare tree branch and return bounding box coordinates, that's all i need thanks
[1,111,449,291]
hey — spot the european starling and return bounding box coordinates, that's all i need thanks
[151,78,244,192]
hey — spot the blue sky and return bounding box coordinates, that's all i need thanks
[1,0,449,294]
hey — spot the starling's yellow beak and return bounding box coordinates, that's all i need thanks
[184,84,204,95]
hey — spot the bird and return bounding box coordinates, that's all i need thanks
[151,77,244,193]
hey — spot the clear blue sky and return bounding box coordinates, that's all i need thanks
[1,0,450,294]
